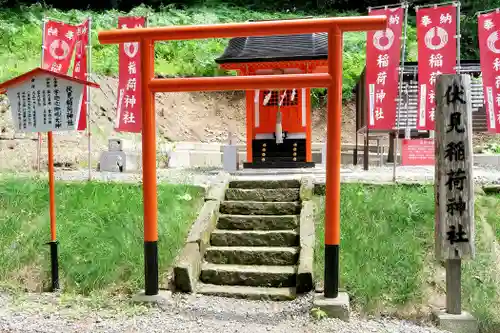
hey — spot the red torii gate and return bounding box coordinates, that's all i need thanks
[98,15,387,299]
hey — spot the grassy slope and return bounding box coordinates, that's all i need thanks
[0,4,417,101]
[314,185,500,333]
[0,178,204,295]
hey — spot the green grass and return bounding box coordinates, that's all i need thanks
[314,184,500,332]
[0,177,204,295]
[0,3,418,101]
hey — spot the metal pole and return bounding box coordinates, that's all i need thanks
[38,18,47,172]
[141,38,159,296]
[414,1,456,9]
[456,2,461,75]
[47,131,59,291]
[476,7,500,16]
[87,17,92,181]
[324,27,343,299]
[393,2,408,183]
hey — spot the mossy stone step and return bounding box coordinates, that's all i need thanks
[225,188,300,202]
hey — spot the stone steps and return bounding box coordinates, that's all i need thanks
[228,179,301,189]
[200,263,296,288]
[204,246,299,266]
[185,178,313,301]
[220,201,301,215]
[196,283,296,301]
[217,214,299,231]
[211,229,299,247]
[225,188,300,202]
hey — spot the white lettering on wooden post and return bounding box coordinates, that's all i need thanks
[435,74,475,260]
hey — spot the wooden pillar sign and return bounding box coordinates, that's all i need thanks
[435,74,475,260]
[435,74,475,316]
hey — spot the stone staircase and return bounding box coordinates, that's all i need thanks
[174,177,315,301]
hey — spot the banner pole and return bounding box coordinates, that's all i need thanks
[456,2,461,75]
[87,17,92,181]
[38,18,47,173]
[393,1,408,183]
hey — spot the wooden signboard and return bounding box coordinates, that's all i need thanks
[435,74,475,260]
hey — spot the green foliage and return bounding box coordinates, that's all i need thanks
[314,185,500,332]
[0,178,203,294]
[0,4,419,102]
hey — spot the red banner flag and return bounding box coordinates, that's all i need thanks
[416,4,457,130]
[365,6,404,130]
[72,19,90,131]
[478,10,500,133]
[42,20,78,74]
[115,16,145,133]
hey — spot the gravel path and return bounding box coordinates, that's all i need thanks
[0,292,451,333]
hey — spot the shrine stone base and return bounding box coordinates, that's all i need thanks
[433,310,478,333]
[312,292,350,321]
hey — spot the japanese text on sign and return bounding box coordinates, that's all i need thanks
[435,74,475,260]
[416,4,457,131]
[365,6,404,130]
[115,16,145,133]
[6,74,85,133]
[478,11,500,133]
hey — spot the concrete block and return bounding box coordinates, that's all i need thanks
[321,143,327,165]
[223,145,239,173]
[313,292,350,321]
[186,201,220,254]
[189,151,222,168]
[168,150,191,168]
[206,174,229,202]
[297,201,315,293]
[433,310,478,333]
[299,176,314,201]
[99,151,140,172]
[132,290,172,303]
[108,137,135,152]
[173,243,202,293]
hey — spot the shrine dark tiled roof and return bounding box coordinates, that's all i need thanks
[215,33,328,64]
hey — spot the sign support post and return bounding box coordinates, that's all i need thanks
[434,73,478,333]
[0,67,99,294]
[47,131,59,291]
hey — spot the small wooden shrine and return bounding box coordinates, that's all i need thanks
[215,22,327,168]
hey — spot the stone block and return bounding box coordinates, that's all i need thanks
[297,201,315,293]
[168,150,191,168]
[189,151,222,168]
[433,310,478,333]
[223,145,239,173]
[313,292,350,321]
[108,137,135,152]
[205,175,229,202]
[132,290,172,303]
[173,243,202,293]
[99,151,139,172]
[186,201,220,254]
[299,176,314,201]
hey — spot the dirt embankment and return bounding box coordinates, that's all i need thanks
[0,76,358,172]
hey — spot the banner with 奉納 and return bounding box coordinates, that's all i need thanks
[365,6,404,130]
[478,10,500,133]
[115,16,146,133]
[72,19,90,131]
[416,4,457,131]
[42,20,79,75]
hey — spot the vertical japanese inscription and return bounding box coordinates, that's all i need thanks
[435,74,475,260]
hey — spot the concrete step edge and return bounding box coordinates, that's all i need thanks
[196,283,296,301]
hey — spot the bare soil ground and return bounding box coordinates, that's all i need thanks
[0,75,497,172]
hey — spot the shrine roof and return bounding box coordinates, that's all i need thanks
[215,32,328,64]
[0,67,100,94]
